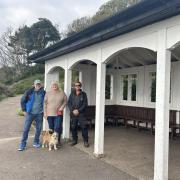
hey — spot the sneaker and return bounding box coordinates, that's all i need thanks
[84,141,89,148]
[33,142,41,148]
[71,141,77,146]
[18,144,26,151]
[57,141,62,148]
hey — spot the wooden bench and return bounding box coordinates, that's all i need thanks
[84,105,179,138]
[169,111,179,139]
[84,106,95,128]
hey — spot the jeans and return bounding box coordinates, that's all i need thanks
[21,113,43,146]
[47,116,63,135]
[71,118,88,142]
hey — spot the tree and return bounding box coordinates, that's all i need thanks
[64,0,141,37]
[65,16,93,37]
[0,18,61,83]
[30,18,61,52]
[92,0,141,23]
[0,27,25,80]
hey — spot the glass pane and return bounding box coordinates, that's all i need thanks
[150,72,156,102]
[122,75,128,100]
[131,74,137,101]
[106,75,111,99]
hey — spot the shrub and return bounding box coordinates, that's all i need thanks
[17,108,24,116]
[10,74,44,95]
[0,94,7,101]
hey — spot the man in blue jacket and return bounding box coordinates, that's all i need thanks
[18,79,45,151]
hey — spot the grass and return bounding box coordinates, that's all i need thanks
[10,73,44,95]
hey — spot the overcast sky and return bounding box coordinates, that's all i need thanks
[0,0,109,36]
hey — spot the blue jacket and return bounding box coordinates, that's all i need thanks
[21,87,46,113]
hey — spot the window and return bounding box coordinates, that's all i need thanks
[131,74,137,101]
[121,74,137,102]
[150,72,156,102]
[149,72,172,103]
[122,75,128,100]
[106,74,113,100]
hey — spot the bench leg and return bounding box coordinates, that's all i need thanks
[151,124,154,135]
[171,128,174,139]
[137,121,141,131]
[133,120,136,127]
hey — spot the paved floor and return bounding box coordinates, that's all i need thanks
[0,97,137,180]
[75,126,180,180]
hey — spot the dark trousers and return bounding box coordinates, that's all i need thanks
[71,117,88,143]
[47,115,63,135]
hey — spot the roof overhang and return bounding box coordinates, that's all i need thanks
[28,0,180,64]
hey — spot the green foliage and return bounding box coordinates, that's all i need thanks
[65,0,141,37]
[1,64,44,85]
[31,18,61,52]
[17,108,24,116]
[0,83,14,101]
[122,75,128,100]
[12,18,61,55]
[10,74,44,95]
[151,73,156,102]
[66,16,93,37]
[92,0,141,23]
[106,75,111,99]
[0,94,7,101]
[0,83,13,97]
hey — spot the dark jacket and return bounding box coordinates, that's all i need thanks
[21,87,46,113]
[68,90,88,117]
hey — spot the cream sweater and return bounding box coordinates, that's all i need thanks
[44,90,67,116]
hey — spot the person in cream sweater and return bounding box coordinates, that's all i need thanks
[44,81,67,145]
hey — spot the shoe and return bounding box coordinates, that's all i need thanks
[18,144,26,151]
[57,141,62,148]
[71,141,77,146]
[33,142,41,148]
[84,141,89,148]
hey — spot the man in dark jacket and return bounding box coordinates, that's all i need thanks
[68,81,89,147]
[18,80,45,151]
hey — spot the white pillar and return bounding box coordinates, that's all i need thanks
[154,29,171,180]
[63,68,72,139]
[79,71,83,83]
[94,62,106,157]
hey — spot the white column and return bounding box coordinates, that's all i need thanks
[43,65,48,130]
[154,29,171,180]
[62,68,72,140]
[94,62,106,157]
[79,71,83,83]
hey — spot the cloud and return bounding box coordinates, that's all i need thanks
[0,0,109,35]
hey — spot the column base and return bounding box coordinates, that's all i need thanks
[93,153,105,159]
[61,138,70,143]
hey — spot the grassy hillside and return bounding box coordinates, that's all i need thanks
[0,83,13,101]
[0,70,79,101]
[10,74,44,95]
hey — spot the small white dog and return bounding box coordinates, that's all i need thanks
[41,130,53,148]
[48,132,59,151]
